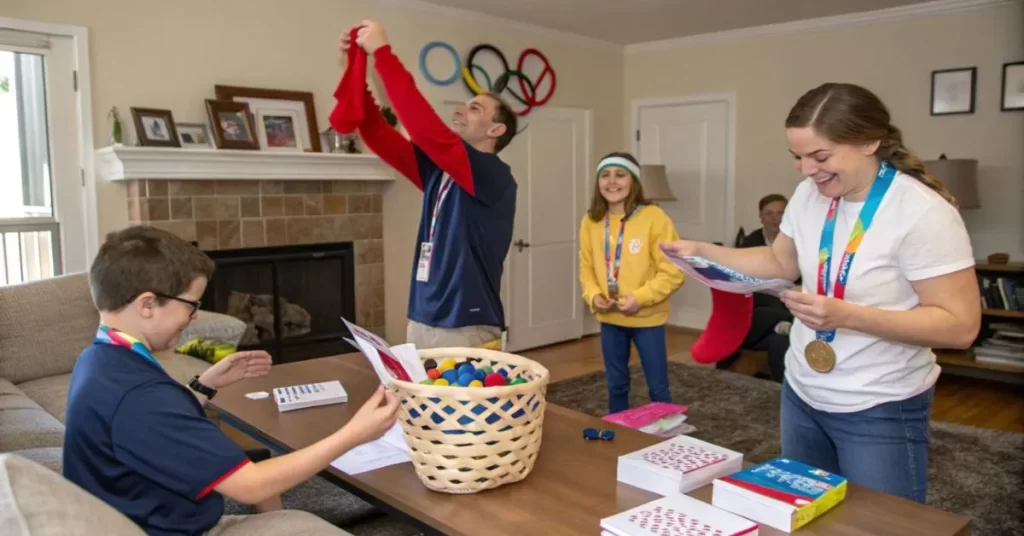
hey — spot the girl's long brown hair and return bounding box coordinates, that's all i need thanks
[587,151,650,221]
[785,83,957,206]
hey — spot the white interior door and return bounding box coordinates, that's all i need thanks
[440,101,590,351]
[633,95,735,329]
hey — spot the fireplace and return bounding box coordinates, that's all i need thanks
[199,242,357,364]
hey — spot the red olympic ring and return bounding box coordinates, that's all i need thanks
[516,48,556,107]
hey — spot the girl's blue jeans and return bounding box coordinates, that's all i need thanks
[600,323,671,414]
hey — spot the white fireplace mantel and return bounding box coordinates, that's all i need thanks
[94,145,395,182]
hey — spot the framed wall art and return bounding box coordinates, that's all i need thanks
[214,85,321,152]
[930,67,976,116]
[1001,61,1024,112]
[205,99,259,150]
[131,107,180,147]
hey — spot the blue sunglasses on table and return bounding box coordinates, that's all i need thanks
[583,428,615,441]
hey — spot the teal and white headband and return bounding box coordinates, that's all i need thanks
[596,157,640,181]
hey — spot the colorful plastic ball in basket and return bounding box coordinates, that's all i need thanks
[389,347,550,494]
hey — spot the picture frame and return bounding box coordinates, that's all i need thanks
[214,85,321,152]
[204,99,259,150]
[930,67,976,116]
[1001,61,1024,112]
[175,122,213,148]
[255,109,303,152]
[130,107,180,147]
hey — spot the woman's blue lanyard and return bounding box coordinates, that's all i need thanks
[604,205,642,294]
[94,324,162,369]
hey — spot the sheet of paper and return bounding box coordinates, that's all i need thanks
[661,250,795,297]
[341,317,418,385]
[330,422,411,475]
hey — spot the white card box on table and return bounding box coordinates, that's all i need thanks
[618,435,744,496]
[274,381,348,412]
[601,493,759,536]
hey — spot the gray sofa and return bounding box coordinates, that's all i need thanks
[0,272,247,472]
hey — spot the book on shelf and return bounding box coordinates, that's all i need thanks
[974,322,1024,368]
[978,274,1022,312]
[712,457,847,533]
[601,493,759,536]
[618,435,744,496]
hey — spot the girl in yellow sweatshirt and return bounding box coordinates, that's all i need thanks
[579,151,685,414]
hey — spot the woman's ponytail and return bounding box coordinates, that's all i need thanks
[880,125,958,207]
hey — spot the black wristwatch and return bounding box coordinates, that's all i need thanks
[188,375,217,399]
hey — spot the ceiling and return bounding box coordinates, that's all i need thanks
[409,0,939,45]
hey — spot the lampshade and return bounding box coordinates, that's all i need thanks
[924,156,980,209]
[640,164,676,201]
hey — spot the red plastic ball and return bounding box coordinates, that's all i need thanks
[427,368,441,380]
[484,372,506,387]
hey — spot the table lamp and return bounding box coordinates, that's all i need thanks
[924,154,980,209]
[640,164,676,201]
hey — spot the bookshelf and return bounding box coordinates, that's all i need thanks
[935,262,1024,381]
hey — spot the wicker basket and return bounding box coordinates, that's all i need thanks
[389,347,550,494]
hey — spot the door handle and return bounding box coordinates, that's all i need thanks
[513,239,530,252]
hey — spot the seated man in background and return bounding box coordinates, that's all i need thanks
[716,194,793,382]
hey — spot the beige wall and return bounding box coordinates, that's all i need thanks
[624,2,1024,261]
[3,0,623,342]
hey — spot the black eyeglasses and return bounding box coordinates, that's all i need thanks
[154,293,201,315]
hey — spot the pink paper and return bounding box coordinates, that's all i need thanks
[602,402,688,429]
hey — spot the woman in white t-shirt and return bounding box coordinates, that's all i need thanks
[661,83,981,503]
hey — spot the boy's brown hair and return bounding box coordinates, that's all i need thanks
[89,225,215,312]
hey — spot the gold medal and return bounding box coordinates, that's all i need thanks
[805,340,836,373]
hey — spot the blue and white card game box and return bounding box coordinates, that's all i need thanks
[274,381,348,412]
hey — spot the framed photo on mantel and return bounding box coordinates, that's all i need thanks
[205,99,259,150]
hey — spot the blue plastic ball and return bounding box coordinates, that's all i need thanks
[441,369,459,383]
[457,363,475,377]
[473,369,487,381]
[498,369,509,378]
[458,373,474,387]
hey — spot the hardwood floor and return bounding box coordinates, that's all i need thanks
[519,328,1024,434]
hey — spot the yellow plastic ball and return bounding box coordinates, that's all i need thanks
[433,378,450,386]
[437,358,457,373]
[469,380,483,387]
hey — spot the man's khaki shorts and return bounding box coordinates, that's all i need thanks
[406,320,502,350]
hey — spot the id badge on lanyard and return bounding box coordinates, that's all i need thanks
[417,175,454,283]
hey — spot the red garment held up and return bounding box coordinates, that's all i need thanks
[329,28,366,134]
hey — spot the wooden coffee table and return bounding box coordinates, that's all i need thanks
[209,355,971,536]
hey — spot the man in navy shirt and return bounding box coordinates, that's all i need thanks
[64,225,399,535]
[334,22,517,349]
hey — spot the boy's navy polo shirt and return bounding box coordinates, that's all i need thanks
[408,141,516,330]
[63,341,249,536]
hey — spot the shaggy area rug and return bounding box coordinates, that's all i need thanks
[546,363,1024,536]
[228,362,1023,535]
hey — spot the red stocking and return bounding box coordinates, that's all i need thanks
[329,27,367,134]
[691,288,754,364]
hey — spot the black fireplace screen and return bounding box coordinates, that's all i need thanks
[198,242,357,364]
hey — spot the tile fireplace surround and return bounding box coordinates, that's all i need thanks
[126,179,385,336]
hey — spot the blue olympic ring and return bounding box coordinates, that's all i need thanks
[418,41,461,86]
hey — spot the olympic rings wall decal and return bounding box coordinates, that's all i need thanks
[418,41,557,117]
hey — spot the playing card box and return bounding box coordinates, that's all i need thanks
[618,435,744,496]
[274,380,348,412]
[711,457,847,533]
[601,493,759,536]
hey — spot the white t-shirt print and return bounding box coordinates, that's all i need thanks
[779,172,975,413]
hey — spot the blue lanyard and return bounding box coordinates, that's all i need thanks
[604,206,642,285]
[815,161,896,342]
[94,325,163,369]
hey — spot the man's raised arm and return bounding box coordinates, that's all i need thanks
[358,22,475,195]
